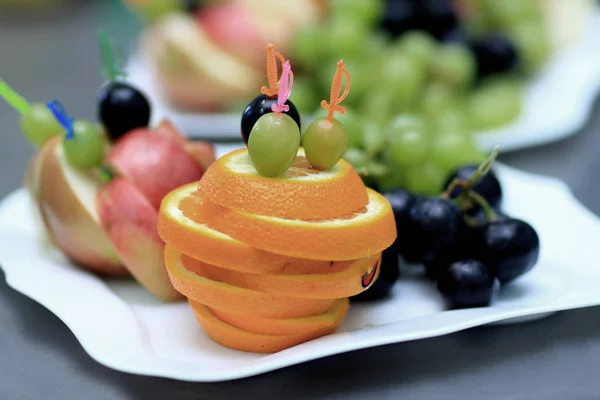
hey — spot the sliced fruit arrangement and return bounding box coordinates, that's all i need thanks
[352,148,541,310]
[0,32,215,301]
[158,45,397,352]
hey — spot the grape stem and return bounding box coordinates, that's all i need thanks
[441,146,499,199]
[0,80,30,115]
[466,190,498,222]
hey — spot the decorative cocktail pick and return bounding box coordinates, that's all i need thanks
[240,44,301,145]
[0,79,65,146]
[320,60,352,122]
[46,100,75,140]
[303,59,352,171]
[271,61,294,115]
[260,43,287,97]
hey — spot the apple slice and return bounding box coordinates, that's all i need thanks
[141,14,262,111]
[97,178,183,302]
[196,3,266,67]
[24,152,40,200]
[237,0,323,53]
[34,137,125,275]
[106,127,205,210]
[154,119,216,170]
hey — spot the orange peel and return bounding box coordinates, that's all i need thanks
[197,148,368,219]
[169,244,381,298]
[164,245,334,318]
[190,299,345,353]
[208,298,349,336]
[197,188,397,261]
[158,183,362,274]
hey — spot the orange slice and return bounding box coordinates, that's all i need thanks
[171,244,382,299]
[208,298,349,336]
[197,148,368,219]
[165,245,334,318]
[198,188,397,260]
[189,300,345,353]
[159,183,357,274]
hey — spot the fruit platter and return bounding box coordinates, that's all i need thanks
[124,0,600,155]
[3,32,600,382]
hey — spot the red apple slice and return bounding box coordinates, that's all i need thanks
[34,138,125,275]
[154,119,216,171]
[106,127,204,210]
[196,3,266,67]
[97,178,183,302]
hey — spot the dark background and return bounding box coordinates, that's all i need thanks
[1,2,600,399]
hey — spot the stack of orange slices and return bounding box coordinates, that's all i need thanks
[158,148,397,353]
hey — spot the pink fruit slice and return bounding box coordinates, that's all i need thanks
[197,4,265,67]
[97,178,183,301]
[154,119,216,170]
[106,128,204,209]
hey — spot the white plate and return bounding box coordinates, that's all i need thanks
[126,12,600,153]
[2,161,600,382]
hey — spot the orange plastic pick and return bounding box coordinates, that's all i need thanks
[320,60,352,122]
[260,44,287,97]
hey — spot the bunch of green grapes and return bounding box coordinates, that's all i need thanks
[289,0,551,196]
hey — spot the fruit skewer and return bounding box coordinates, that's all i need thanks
[0,32,216,301]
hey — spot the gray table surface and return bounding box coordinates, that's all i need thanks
[2,3,600,400]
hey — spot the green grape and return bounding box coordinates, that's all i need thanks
[325,16,370,60]
[312,107,362,149]
[429,130,485,175]
[248,113,300,177]
[434,107,472,134]
[419,82,458,120]
[20,103,64,146]
[430,44,475,89]
[480,0,539,29]
[62,120,106,169]
[330,0,384,27]
[359,89,397,126]
[394,31,437,69]
[361,121,386,156]
[343,148,369,169]
[380,53,426,108]
[343,58,374,104]
[388,114,431,166]
[290,77,319,116]
[362,33,390,59]
[364,161,388,178]
[509,20,550,74]
[303,117,348,170]
[468,79,523,131]
[405,162,446,196]
[293,25,325,69]
[376,154,406,192]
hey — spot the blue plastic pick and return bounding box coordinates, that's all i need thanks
[46,100,75,140]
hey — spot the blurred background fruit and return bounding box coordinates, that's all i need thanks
[122,0,597,195]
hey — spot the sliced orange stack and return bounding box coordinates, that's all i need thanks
[158,148,397,353]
